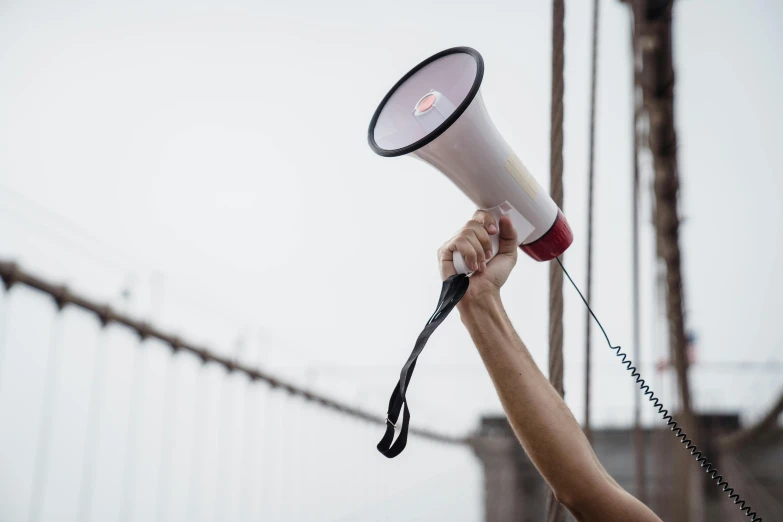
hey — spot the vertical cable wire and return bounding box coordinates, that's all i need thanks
[254,384,269,522]
[214,371,232,522]
[0,287,11,396]
[548,0,566,399]
[269,389,283,521]
[186,363,208,522]
[290,398,304,521]
[237,375,254,522]
[245,337,264,522]
[76,327,110,522]
[584,0,600,442]
[0,285,9,499]
[630,2,648,504]
[261,388,274,521]
[118,342,148,522]
[546,0,567,520]
[278,391,290,521]
[631,3,695,515]
[27,313,64,522]
[153,353,181,522]
[215,340,243,522]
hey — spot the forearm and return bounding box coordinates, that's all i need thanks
[458,291,609,507]
[436,212,659,521]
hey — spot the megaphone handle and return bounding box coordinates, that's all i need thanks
[452,206,504,275]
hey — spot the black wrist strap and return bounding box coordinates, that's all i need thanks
[377,273,470,458]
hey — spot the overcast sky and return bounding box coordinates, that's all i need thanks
[0,0,781,520]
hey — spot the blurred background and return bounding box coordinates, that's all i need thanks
[0,0,781,520]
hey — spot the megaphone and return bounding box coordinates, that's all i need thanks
[368,46,573,272]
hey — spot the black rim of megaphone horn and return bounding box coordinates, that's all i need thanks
[367,46,484,158]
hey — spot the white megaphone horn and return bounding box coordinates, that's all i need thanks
[368,47,573,273]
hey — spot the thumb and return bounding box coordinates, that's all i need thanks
[496,215,518,256]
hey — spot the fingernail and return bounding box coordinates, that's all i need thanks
[485,249,492,259]
[488,224,498,234]
[481,261,487,271]
[472,262,479,271]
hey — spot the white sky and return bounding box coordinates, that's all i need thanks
[0,0,781,520]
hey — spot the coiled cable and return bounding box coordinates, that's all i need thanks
[557,257,761,521]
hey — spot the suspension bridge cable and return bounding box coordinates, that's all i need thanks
[584,0,599,442]
[27,314,64,522]
[76,328,110,522]
[632,2,696,515]
[0,259,464,445]
[214,340,245,521]
[186,364,209,522]
[638,0,694,421]
[630,3,647,504]
[546,0,567,521]
[270,389,285,520]
[290,398,305,520]
[214,369,233,522]
[238,375,257,522]
[0,286,10,397]
[241,340,265,522]
[153,353,181,522]
[118,342,148,522]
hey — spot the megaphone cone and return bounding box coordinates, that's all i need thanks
[368,47,572,272]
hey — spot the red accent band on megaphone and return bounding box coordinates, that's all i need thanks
[520,209,573,262]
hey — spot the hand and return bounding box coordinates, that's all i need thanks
[438,210,518,301]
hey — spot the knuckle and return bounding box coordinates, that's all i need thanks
[464,221,483,234]
[455,237,474,254]
[463,220,482,234]
[458,227,475,239]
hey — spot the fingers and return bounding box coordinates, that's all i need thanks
[438,217,496,273]
[438,212,517,278]
[496,215,519,255]
[438,237,479,273]
[461,220,494,260]
[472,210,499,236]
[437,242,456,278]
[455,236,481,271]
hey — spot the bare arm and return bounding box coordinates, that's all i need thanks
[438,211,660,522]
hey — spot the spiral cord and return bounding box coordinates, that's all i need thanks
[556,258,762,521]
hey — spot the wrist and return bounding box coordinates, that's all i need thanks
[457,286,503,321]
